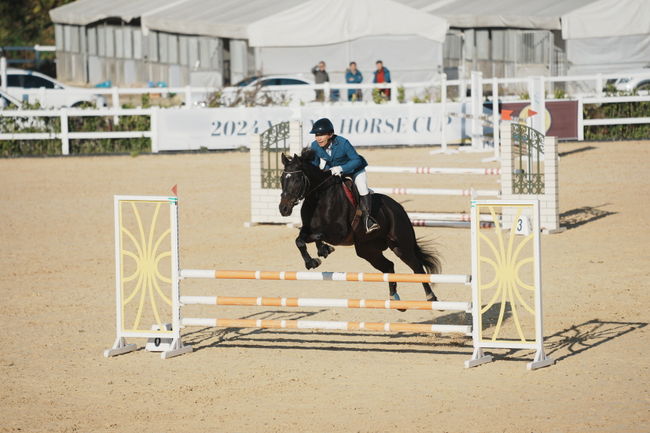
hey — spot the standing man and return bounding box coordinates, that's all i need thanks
[311,60,329,101]
[372,60,391,100]
[345,61,363,101]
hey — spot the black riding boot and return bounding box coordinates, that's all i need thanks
[360,194,379,234]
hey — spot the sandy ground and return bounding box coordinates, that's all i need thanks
[0,140,649,433]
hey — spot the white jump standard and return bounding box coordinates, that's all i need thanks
[105,195,554,370]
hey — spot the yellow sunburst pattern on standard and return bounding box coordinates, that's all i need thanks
[477,204,537,343]
[118,200,173,334]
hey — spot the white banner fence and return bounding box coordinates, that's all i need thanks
[1,71,649,155]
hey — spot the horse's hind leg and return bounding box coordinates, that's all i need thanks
[389,244,437,302]
[354,242,402,303]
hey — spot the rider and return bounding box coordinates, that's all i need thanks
[308,117,379,234]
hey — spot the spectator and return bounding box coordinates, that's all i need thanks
[311,60,329,101]
[345,61,363,101]
[373,60,391,100]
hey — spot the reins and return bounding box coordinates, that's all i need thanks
[282,168,336,203]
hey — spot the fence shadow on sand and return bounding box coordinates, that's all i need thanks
[178,304,514,357]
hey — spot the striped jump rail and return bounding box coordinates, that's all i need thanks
[411,220,496,229]
[181,318,471,335]
[181,295,471,312]
[366,166,500,175]
[371,187,499,197]
[407,212,494,223]
[180,270,470,284]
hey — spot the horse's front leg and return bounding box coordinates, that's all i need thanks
[296,229,323,269]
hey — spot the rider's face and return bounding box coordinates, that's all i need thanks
[315,133,333,147]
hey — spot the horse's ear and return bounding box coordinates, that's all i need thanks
[293,153,299,160]
[281,153,290,165]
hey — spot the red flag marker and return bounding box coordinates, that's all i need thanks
[501,109,513,120]
[527,108,538,117]
[171,184,178,196]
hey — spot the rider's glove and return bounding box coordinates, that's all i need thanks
[330,166,343,176]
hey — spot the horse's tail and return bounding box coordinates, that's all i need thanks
[414,238,441,275]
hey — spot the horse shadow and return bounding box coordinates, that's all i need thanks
[560,204,617,230]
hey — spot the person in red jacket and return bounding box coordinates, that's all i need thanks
[373,60,391,99]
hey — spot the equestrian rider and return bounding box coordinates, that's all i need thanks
[308,118,379,234]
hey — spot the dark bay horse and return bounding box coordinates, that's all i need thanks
[279,149,441,302]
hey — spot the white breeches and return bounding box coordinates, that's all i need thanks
[353,169,369,195]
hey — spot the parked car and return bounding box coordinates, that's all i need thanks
[222,75,317,105]
[0,68,106,108]
[0,89,22,109]
[0,89,48,129]
[613,69,650,93]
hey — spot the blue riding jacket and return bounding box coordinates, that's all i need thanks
[310,135,367,176]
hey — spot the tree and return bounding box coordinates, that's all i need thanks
[0,0,75,46]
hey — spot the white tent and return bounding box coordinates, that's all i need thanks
[399,0,595,29]
[561,0,650,39]
[48,0,177,25]
[140,0,304,39]
[561,0,650,73]
[247,0,449,84]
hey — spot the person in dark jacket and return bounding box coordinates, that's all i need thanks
[345,61,363,101]
[311,61,329,101]
[372,60,391,99]
[309,117,379,233]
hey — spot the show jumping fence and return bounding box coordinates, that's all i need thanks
[248,120,560,232]
[105,195,554,370]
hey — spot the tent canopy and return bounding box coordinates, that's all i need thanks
[399,0,594,30]
[141,0,304,39]
[49,0,181,25]
[247,0,449,47]
[561,0,650,39]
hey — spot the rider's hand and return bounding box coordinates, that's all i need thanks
[330,166,343,176]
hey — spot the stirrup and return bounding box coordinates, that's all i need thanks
[365,217,379,233]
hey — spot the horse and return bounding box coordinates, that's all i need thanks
[279,148,441,303]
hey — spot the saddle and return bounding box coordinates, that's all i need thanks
[341,177,364,244]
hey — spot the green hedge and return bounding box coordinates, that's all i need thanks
[0,101,150,157]
[584,88,650,140]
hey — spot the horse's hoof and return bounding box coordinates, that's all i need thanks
[426,293,438,302]
[305,258,321,269]
[391,293,406,312]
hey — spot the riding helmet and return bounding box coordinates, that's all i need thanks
[309,118,334,134]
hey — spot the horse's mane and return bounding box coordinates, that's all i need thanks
[300,147,315,161]
[298,147,334,182]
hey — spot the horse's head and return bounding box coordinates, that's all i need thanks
[279,153,309,216]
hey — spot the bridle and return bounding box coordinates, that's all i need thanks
[281,168,333,206]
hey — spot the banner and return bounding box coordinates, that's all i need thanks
[155,103,467,151]
[501,100,579,140]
